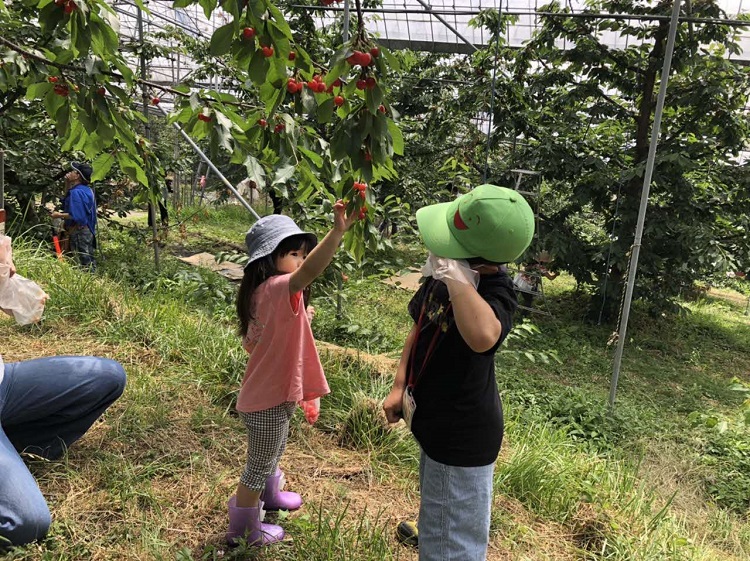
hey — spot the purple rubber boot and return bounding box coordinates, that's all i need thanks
[260,468,303,511]
[226,496,285,546]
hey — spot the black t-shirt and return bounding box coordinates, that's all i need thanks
[407,272,517,467]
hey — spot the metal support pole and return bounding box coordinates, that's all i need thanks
[138,6,161,270]
[152,104,260,220]
[342,0,350,42]
[609,0,683,409]
[412,0,478,52]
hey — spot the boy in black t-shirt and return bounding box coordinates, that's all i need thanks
[383,184,534,561]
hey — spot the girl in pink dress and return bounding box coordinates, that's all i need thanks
[227,201,356,546]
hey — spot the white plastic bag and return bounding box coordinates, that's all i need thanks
[0,235,49,325]
[421,252,479,288]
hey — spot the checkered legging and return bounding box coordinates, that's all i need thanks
[239,402,297,490]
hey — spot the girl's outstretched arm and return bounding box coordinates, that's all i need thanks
[289,201,356,294]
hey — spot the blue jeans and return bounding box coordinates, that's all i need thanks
[418,449,495,561]
[69,228,96,270]
[0,357,126,547]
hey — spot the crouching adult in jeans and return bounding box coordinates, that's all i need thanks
[0,355,126,547]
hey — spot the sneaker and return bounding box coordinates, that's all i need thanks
[396,520,418,547]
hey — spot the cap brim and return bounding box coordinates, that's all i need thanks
[416,203,473,259]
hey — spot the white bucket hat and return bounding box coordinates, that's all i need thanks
[244,215,317,268]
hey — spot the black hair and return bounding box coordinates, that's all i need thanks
[236,233,316,337]
[467,256,505,267]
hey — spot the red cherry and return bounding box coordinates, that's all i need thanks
[242,27,256,39]
[370,47,380,58]
[358,207,367,220]
[326,85,334,93]
[258,118,268,128]
[48,76,59,83]
[198,114,212,122]
[97,87,106,95]
[315,81,326,93]
[366,76,376,89]
[261,46,274,57]
[378,104,386,114]
[53,84,69,97]
[334,95,344,107]
[313,74,322,82]
[359,189,366,199]
[358,52,372,67]
[333,78,342,88]
[356,80,367,90]
[307,80,317,90]
[64,1,75,14]
[346,52,360,65]
[364,151,372,162]
[288,51,296,61]
[287,79,298,93]
[274,123,284,133]
[151,97,160,105]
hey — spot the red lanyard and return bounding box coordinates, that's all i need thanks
[406,299,452,390]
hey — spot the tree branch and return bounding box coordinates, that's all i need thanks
[0,36,260,111]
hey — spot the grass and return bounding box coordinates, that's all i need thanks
[2,204,750,560]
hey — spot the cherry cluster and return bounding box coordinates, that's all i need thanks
[353,181,367,200]
[256,118,284,134]
[242,27,274,58]
[347,48,381,92]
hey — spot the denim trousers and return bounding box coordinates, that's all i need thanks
[69,228,96,270]
[0,356,126,547]
[418,449,495,561]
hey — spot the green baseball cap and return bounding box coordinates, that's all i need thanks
[415,184,535,263]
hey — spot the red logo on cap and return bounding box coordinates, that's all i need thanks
[453,210,469,230]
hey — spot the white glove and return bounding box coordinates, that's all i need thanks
[421,252,479,289]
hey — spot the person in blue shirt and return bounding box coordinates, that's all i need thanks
[51,162,97,270]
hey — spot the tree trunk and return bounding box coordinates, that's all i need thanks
[599,19,669,322]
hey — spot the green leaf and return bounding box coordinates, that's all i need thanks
[248,50,269,86]
[317,97,334,124]
[25,82,53,100]
[117,152,148,186]
[272,164,296,186]
[244,155,266,188]
[325,60,348,87]
[198,0,218,20]
[268,21,291,57]
[91,152,116,181]
[387,119,404,155]
[266,3,293,39]
[61,120,83,151]
[298,147,323,168]
[380,46,401,71]
[209,22,235,56]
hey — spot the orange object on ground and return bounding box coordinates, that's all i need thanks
[53,235,63,259]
